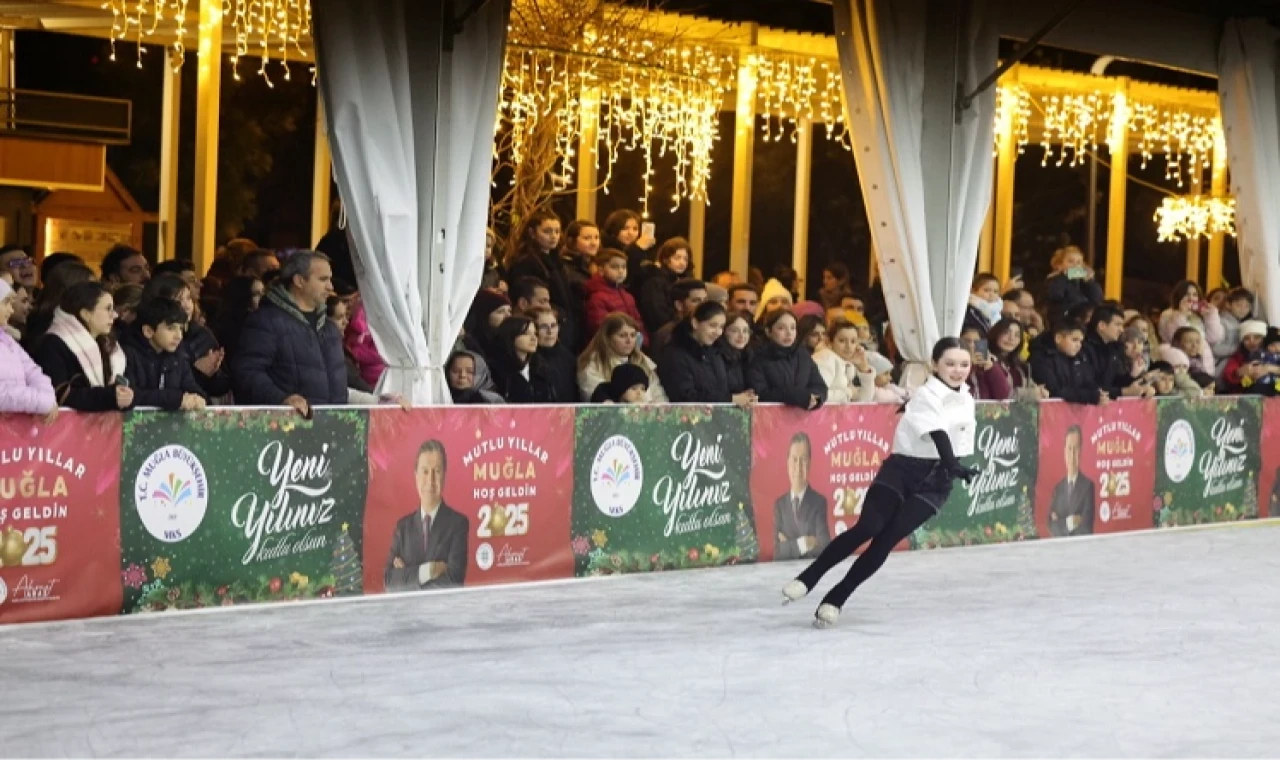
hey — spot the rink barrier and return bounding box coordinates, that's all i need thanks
[0,397,1275,624]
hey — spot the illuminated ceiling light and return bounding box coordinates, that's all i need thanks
[1154,196,1236,243]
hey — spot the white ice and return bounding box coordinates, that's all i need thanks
[3,522,1279,758]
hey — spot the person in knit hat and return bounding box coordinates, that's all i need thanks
[755,278,794,321]
[590,362,650,404]
[1220,320,1279,396]
[1157,344,1213,396]
[461,288,512,363]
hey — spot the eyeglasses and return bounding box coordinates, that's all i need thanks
[4,256,33,269]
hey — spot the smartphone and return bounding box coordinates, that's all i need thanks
[1009,266,1024,282]
[641,222,655,240]
[1066,266,1087,280]
[116,376,130,388]
[975,339,989,361]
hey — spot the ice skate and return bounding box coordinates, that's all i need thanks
[781,579,808,605]
[813,603,841,629]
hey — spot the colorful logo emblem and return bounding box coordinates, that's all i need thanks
[590,435,644,518]
[135,445,209,543]
[1163,419,1195,484]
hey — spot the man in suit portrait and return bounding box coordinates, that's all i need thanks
[774,432,831,560]
[1049,425,1095,537]
[384,440,470,591]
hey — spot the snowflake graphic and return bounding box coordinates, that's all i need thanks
[591,529,608,549]
[150,557,172,580]
[571,535,591,556]
[122,564,147,589]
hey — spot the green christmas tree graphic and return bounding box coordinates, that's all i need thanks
[331,523,363,596]
[734,505,758,562]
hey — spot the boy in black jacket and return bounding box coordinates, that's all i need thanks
[121,298,208,411]
[1030,321,1108,405]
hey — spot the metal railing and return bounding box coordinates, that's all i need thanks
[0,87,132,145]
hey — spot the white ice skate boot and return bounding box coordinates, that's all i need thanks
[781,580,808,605]
[813,603,840,629]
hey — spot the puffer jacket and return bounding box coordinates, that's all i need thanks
[656,321,731,403]
[0,330,55,414]
[1030,342,1101,404]
[746,340,827,409]
[120,325,207,410]
[182,321,232,397]
[231,287,347,406]
[638,268,678,335]
[582,275,646,340]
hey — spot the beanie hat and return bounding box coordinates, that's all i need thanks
[0,276,12,302]
[607,362,650,400]
[867,351,894,376]
[792,300,825,321]
[467,288,510,328]
[756,278,793,320]
[1240,319,1268,340]
[705,283,728,304]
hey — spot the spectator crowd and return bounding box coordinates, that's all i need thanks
[2,221,1277,418]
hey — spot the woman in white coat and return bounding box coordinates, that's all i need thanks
[781,337,979,628]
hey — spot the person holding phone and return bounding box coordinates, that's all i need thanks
[1157,280,1224,372]
[1220,321,1279,396]
[1045,245,1103,323]
[601,209,657,290]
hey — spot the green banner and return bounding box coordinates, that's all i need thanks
[915,402,1040,548]
[1154,397,1261,527]
[571,405,755,576]
[120,409,368,612]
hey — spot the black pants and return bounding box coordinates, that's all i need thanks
[796,455,951,609]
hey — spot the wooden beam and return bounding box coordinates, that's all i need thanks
[158,47,181,262]
[729,50,757,280]
[993,102,1017,287]
[1206,128,1228,291]
[191,0,222,277]
[311,92,332,248]
[792,116,813,296]
[575,87,600,223]
[688,198,706,279]
[1104,81,1130,301]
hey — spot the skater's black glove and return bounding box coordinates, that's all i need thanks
[929,430,980,484]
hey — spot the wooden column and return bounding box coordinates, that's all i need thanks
[792,116,813,295]
[688,198,706,279]
[729,54,757,279]
[311,93,332,248]
[576,87,600,223]
[1104,81,1130,302]
[993,105,1017,287]
[1206,128,1228,291]
[191,0,223,276]
[158,48,182,262]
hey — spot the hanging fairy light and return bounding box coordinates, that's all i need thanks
[1154,196,1236,242]
[497,33,736,216]
[751,53,850,148]
[1039,91,1105,168]
[103,0,312,83]
[994,84,1031,156]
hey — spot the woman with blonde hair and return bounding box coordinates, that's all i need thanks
[577,312,667,403]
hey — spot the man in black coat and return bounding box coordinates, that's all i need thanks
[384,440,469,591]
[1030,322,1106,405]
[1084,305,1152,400]
[120,298,208,411]
[231,251,346,415]
[774,433,831,560]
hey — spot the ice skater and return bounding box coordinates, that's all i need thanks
[781,337,980,628]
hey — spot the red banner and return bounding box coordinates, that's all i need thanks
[362,407,575,593]
[1259,398,1280,519]
[749,404,899,562]
[0,413,123,623]
[1034,399,1157,538]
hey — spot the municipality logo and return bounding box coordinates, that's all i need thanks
[590,435,643,518]
[136,445,209,543]
[1163,419,1195,484]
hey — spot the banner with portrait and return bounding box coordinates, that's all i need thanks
[1034,400,1158,538]
[363,407,575,593]
[119,410,369,612]
[0,413,124,624]
[749,404,899,562]
[571,405,755,576]
[1154,397,1262,527]
[1256,397,1280,520]
[915,402,1039,548]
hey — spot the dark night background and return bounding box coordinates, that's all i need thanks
[13,0,1236,313]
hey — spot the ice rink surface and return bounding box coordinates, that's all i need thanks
[3,522,1279,758]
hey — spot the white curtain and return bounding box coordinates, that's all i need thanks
[1218,18,1280,323]
[832,0,996,384]
[313,0,509,403]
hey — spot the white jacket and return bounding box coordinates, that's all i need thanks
[892,376,975,458]
[577,353,668,403]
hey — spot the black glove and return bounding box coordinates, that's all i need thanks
[929,429,980,484]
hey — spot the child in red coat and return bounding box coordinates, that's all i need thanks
[583,248,648,343]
